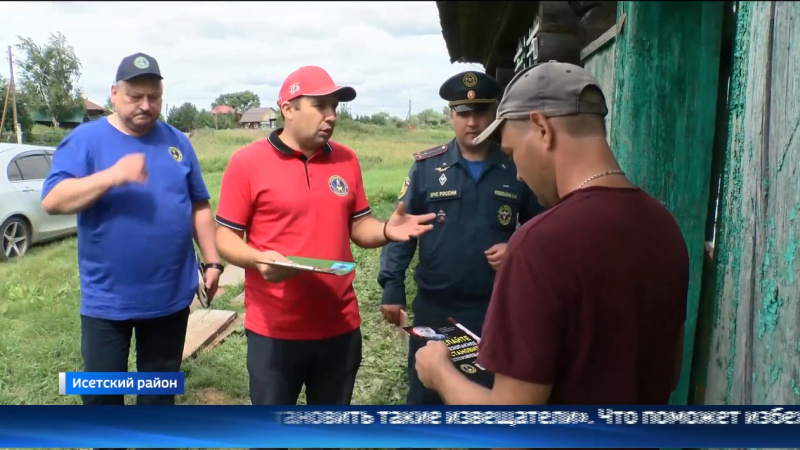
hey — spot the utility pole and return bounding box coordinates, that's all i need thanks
[8,46,21,144]
[0,79,9,141]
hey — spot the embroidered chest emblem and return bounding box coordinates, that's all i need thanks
[328,175,349,197]
[168,146,183,162]
[498,205,513,226]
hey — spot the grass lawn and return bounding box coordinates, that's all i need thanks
[0,123,454,414]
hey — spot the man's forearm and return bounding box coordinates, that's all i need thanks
[192,202,220,264]
[215,226,260,269]
[435,366,495,405]
[350,216,388,249]
[41,170,117,215]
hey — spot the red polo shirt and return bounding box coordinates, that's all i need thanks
[215,129,371,340]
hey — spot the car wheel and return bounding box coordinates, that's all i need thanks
[0,216,30,262]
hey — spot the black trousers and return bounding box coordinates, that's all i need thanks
[246,327,362,450]
[80,306,190,450]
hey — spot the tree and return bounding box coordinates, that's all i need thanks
[410,108,448,127]
[167,102,198,132]
[0,75,34,140]
[337,103,353,120]
[14,32,84,128]
[195,109,214,129]
[212,90,260,112]
[212,112,238,130]
[368,112,391,126]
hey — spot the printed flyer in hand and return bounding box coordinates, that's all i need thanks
[404,318,491,383]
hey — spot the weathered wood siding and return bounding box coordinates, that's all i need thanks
[704,0,800,408]
[582,29,618,144]
[610,0,725,405]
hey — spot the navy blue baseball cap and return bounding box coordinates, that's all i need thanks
[116,52,163,82]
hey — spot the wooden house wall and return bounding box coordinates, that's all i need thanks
[703,0,800,412]
[608,0,725,406]
[582,28,618,145]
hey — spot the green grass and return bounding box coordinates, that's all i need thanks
[0,121,453,412]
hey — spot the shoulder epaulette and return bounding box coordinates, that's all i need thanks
[413,144,449,161]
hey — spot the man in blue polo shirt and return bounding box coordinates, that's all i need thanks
[41,53,222,409]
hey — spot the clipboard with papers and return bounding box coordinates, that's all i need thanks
[259,256,356,276]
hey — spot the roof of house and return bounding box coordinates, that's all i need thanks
[211,105,236,115]
[239,107,277,123]
[83,98,105,112]
[28,97,108,124]
[436,1,540,72]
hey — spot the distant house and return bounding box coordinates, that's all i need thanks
[211,104,240,118]
[28,98,109,129]
[83,99,107,121]
[239,107,278,129]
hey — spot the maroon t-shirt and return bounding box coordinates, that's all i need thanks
[477,186,689,405]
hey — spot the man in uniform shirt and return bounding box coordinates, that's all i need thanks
[378,71,544,410]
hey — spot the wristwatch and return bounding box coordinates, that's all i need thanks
[202,262,225,273]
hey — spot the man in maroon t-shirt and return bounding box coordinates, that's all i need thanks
[414,61,690,407]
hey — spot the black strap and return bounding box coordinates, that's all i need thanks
[202,262,225,273]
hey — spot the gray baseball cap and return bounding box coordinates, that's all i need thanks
[473,61,608,145]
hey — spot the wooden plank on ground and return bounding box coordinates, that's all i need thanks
[182,309,237,360]
[206,313,245,352]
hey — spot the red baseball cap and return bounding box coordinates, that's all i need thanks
[277,66,357,106]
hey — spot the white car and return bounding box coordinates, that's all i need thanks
[0,143,77,261]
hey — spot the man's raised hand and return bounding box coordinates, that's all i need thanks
[384,201,436,242]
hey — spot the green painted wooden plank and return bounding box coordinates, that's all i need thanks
[687,1,737,409]
[610,0,725,407]
[583,39,617,144]
[705,0,800,412]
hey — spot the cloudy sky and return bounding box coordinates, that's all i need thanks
[1,1,482,118]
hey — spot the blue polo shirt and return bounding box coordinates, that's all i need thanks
[42,118,210,320]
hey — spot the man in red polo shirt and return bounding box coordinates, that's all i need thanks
[214,66,436,411]
[414,61,690,408]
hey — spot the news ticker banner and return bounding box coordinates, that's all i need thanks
[3,405,800,448]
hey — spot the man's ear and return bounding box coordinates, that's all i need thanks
[280,102,294,121]
[529,112,554,151]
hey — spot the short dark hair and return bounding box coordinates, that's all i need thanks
[279,98,303,120]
